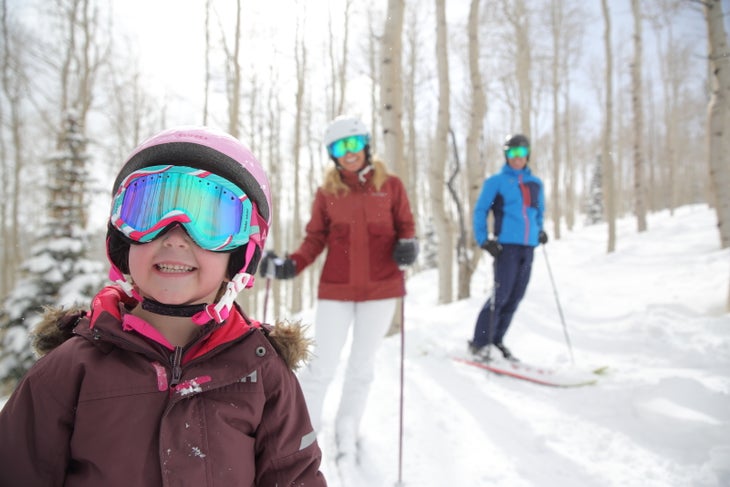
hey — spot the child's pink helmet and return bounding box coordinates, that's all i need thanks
[106,126,271,324]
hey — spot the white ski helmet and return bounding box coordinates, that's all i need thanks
[323,116,369,147]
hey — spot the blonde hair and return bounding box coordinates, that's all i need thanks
[321,157,390,196]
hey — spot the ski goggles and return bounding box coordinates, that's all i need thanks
[110,165,254,251]
[328,134,368,158]
[505,146,529,159]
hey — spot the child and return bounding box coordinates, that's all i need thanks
[0,127,327,486]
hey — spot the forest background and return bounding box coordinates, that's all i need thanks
[0,0,728,389]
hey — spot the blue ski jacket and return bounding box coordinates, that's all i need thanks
[473,163,545,247]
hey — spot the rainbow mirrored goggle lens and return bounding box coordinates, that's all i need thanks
[111,165,253,251]
[328,134,368,158]
[505,146,529,159]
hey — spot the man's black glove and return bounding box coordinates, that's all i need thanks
[538,230,548,245]
[481,239,502,257]
[259,251,297,280]
[393,238,419,266]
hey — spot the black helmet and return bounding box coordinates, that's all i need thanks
[503,134,530,161]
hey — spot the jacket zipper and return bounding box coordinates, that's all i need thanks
[169,346,184,387]
[518,174,531,244]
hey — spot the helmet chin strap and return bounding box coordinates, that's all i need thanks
[109,263,250,324]
[141,299,206,317]
[192,272,252,325]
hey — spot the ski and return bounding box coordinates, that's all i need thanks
[453,356,606,387]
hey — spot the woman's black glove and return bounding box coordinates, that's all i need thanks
[259,251,297,279]
[481,239,502,257]
[393,238,419,266]
[538,230,549,245]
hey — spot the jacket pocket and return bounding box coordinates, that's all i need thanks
[368,222,399,281]
[322,223,350,284]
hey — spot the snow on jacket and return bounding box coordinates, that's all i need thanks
[289,167,415,302]
[473,163,545,247]
[0,285,327,487]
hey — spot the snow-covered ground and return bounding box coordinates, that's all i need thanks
[1,205,728,486]
[310,204,730,487]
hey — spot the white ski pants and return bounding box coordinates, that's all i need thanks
[297,298,397,437]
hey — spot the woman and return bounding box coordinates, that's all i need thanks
[261,115,418,461]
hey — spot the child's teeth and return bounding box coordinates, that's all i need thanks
[157,264,193,272]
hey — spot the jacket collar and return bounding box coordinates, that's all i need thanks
[84,285,258,362]
[501,163,532,177]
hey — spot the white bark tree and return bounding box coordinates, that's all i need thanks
[600,0,617,253]
[631,0,648,232]
[288,5,308,315]
[431,0,453,304]
[702,0,730,311]
[0,0,27,298]
[501,0,532,136]
[703,0,730,250]
[380,0,406,179]
[460,0,487,300]
[223,0,242,138]
[549,0,564,240]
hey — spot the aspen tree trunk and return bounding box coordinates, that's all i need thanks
[704,0,730,250]
[367,8,380,151]
[380,0,407,333]
[0,0,24,297]
[503,0,532,136]
[562,84,575,231]
[380,0,406,179]
[404,9,418,225]
[703,0,730,311]
[225,0,255,314]
[460,0,487,300]
[631,0,647,232]
[203,0,211,125]
[432,0,453,304]
[600,0,616,253]
[550,0,562,240]
[337,0,351,116]
[289,10,307,315]
[226,0,242,138]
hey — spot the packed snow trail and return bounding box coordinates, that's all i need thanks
[309,206,730,487]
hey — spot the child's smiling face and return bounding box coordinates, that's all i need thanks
[128,225,230,306]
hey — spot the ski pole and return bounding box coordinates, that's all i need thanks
[395,276,406,486]
[541,245,575,364]
[486,256,498,361]
[262,277,272,323]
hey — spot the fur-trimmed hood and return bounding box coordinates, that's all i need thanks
[3,289,326,487]
[31,296,312,372]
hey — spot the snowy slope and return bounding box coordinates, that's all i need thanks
[1,205,728,486]
[311,204,730,487]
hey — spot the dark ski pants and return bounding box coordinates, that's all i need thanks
[471,244,535,348]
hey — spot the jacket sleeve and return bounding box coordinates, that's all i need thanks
[255,359,326,486]
[289,189,329,274]
[389,176,416,239]
[0,351,76,487]
[472,176,498,246]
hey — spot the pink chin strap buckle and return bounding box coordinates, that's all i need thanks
[192,272,253,325]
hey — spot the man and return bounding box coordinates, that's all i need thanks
[469,133,547,362]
